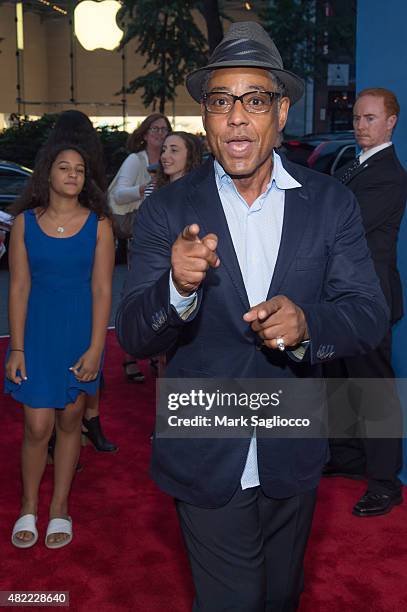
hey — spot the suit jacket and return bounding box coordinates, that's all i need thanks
[116,156,389,507]
[337,145,407,323]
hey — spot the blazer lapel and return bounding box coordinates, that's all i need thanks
[187,162,250,311]
[187,158,310,308]
[267,182,310,299]
[345,145,395,184]
[344,160,368,184]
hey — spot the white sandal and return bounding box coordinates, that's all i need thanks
[45,517,73,549]
[11,514,38,549]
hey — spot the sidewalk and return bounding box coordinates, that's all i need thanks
[0,263,128,336]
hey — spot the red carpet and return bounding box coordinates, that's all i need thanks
[1,331,406,611]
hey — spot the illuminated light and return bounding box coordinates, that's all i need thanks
[16,3,24,50]
[37,0,68,15]
[89,115,204,133]
[244,2,252,9]
[74,1,123,51]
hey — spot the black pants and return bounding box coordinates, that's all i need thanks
[176,485,317,612]
[325,331,402,495]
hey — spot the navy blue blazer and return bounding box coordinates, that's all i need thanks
[116,155,389,507]
[337,145,407,324]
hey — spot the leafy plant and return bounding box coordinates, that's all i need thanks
[0,115,129,177]
[119,0,208,112]
[260,0,356,81]
[0,115,57,168]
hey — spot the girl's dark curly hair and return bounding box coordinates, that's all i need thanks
[46,109,107,191]
[10,142,111,219]
[127,113,172,153]
[156,131,203,189]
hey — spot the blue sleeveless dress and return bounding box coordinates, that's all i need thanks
[4,209,101,409]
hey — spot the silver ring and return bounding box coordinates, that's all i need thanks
[276,336,285,351]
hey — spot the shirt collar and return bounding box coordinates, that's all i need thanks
[214,150,302,192]
[359,142,392,164]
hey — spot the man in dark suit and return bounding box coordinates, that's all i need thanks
[116,23,388,611]
[325,88,407,517]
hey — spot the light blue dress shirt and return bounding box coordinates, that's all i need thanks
[170,151,302,489]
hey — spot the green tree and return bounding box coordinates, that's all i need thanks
[199,0,224,54]
[260,0,318,79]
[0,115,56,168]
[119,0,208,113]
[260,0,356,80]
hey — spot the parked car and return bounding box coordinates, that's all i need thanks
[0,160,32,211]
[0,210,13,262]
[329,143,358,175]
[280,131,357,175]
[307,139,357,175]
[0,161,32,267]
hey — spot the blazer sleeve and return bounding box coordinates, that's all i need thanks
[115,192,202,358]
[299,190,390,365]
[116,177,389,365]
[352,175,404,235]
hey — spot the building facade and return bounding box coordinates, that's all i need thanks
[0,1,272,132]
[0,1,356,135]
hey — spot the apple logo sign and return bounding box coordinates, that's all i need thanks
[74,0,123,51]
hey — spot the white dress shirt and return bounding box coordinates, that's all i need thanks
[170,151,303,489]
[359,142,392,165]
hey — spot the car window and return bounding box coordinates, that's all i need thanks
[0,170,29,196]
[330,145,357,175]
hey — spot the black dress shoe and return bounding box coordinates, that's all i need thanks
[352,491,403,517]
[322,465,365,480]
[123,360,145,383]
[82,416,118,452]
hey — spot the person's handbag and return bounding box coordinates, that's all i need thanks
[108,175,136,240]
[110,209,135,241]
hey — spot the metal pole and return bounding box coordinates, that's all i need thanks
[121,45,127,130]
[69,0,76,104]
[15,50,22,116]
[15,2,25,115]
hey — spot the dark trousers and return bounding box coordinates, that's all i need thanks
[176,485,317,612]
[325,331,402,495]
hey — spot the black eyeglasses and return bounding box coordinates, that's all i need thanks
[149,126,170,134]
[203,90,281,114]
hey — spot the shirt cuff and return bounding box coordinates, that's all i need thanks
[169,272,197,319]
[288,340,310,361]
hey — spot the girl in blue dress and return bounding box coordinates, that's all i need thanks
[5,143,115,549]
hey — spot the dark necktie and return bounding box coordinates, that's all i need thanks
[340,157,360,183]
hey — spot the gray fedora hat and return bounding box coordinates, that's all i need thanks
[186,21,304,105]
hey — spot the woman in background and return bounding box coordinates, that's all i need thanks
[6,143,114,548]
[46,110,116,453]
[155,131,203,189]
[109,113,171,383]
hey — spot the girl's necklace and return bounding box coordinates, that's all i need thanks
[46,207,81,234]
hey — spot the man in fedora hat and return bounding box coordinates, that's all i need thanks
[117,22,388,610]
